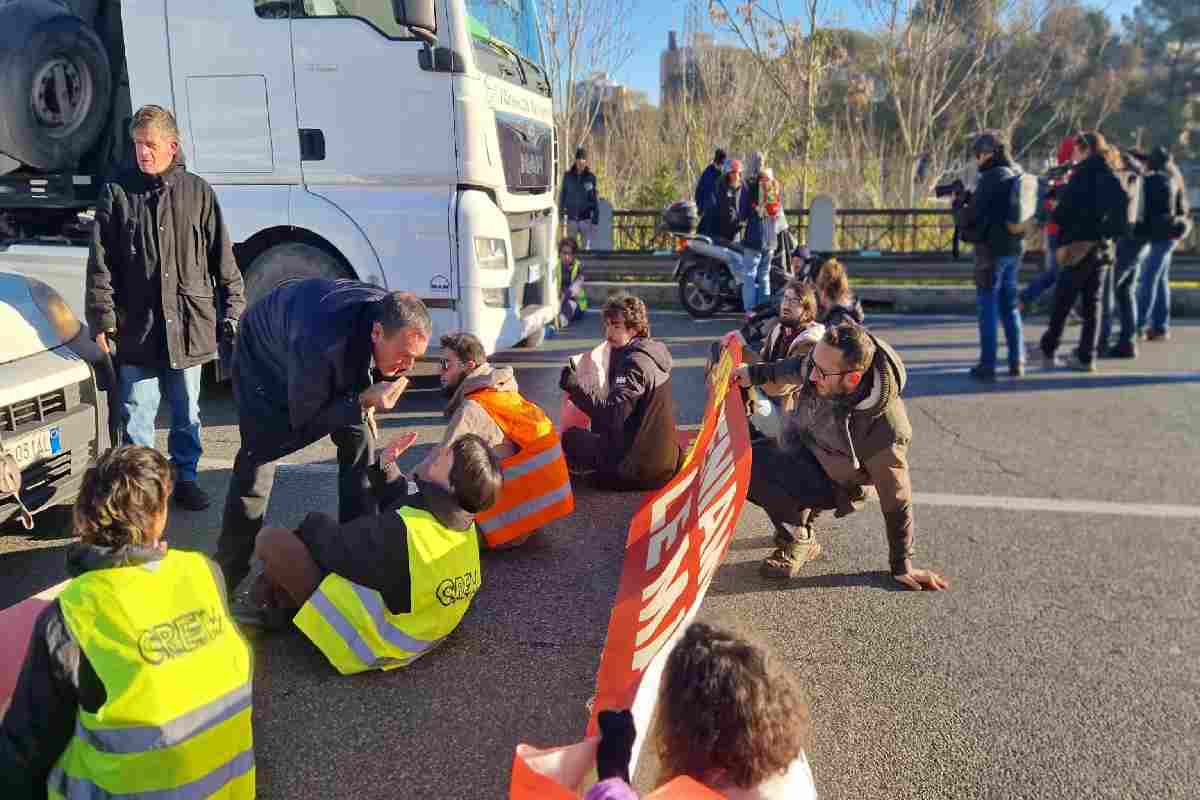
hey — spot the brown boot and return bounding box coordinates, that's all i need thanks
[761,538,822,579]
[772,510,821,549]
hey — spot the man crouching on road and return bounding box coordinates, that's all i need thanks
[436,332,573,550]
[246,434,503,674]
[733,323,949,590]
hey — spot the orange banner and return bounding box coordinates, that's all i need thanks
[510,340,752,797]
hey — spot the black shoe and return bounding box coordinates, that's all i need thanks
[1146,329,1170,342]
[173,480,211,511]
[1103,341,1137,359]
[1009,362,1025,377]
[229,597,293,632]
[968,364,996,382]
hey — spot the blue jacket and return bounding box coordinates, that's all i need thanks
[740,183,765,251]
[234,278,385,460]
[694,164,723,215]
[974,156,1025,258]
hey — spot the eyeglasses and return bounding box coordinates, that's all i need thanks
[780,294,803,307]
[809,359,858,381]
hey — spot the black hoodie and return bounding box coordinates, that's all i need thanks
[975,154,1025,258]
[566,337,681,489]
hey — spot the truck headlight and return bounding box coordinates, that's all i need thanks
[474,237,508,270]
[29,280,82,344]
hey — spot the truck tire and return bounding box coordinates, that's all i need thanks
[244,242,352,309]
[0,2,112,171]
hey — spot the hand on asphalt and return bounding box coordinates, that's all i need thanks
[734,365,752,388]
[361,377,408,411]
[893,568,951,591]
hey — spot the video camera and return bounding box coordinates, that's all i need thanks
[933,178,966,199]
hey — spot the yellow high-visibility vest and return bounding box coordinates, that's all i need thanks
[49,550,254,799]
[294,507,481,675]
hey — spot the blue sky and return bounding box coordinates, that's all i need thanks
[609,0,1141,105]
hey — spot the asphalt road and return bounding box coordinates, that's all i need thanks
[3,309,1198,799]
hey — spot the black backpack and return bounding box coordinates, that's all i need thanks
[1093,167,1138,240]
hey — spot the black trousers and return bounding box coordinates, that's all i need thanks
[214,376,375,593]
[1040,255,1110,363]
[746,440,838,540]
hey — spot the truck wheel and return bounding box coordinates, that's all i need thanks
[0,4,112,171]
[244,242,352,309]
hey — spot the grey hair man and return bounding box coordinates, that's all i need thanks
[215,279,431,595]
[85,104,246,511]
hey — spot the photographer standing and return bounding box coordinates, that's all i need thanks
[1039,132,1128,372]
[1135,147,1192,343]
[965,132,1025,381]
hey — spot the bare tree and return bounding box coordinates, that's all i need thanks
[539,0,639,173]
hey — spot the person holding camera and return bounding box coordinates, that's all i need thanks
[963,132,1026,381]
[1039,132,1128,372]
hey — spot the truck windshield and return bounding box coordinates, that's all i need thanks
[465,0,546,79]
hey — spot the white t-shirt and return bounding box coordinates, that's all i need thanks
[710,751,817,800]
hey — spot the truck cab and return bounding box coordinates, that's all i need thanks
[0,0,559,353]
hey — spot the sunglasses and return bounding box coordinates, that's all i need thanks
[809,359,859,381]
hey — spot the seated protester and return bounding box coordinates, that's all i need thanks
[558,238,589,328]
[814,258,865,327]
[251,434,502,674]
[437,332,573,549]
[0,446,254,799]
[589,622,817,800]
[560,293,681,491]
[734,324,949,590]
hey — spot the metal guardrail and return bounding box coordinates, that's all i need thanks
[598,208,1200,257]
[582,252,1200,284]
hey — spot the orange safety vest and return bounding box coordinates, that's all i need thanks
[470,389,574,548]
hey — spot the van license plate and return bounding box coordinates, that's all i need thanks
[5,427,63,470]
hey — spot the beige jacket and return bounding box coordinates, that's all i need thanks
[440,363,521,460]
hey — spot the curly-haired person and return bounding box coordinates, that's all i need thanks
[560,293,681,490]
[586,622,816,800]
[0,446,254,799]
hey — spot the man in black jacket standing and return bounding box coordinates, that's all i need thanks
[215,278,431,594]
[967,131,1026,381]
[560,293,681,491]
[560,147,599,248]
[85,105,245,511]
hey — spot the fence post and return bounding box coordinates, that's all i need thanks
[592,200,614,251]
[809,195,836,252]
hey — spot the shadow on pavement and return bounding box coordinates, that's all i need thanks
[708,559,904,596]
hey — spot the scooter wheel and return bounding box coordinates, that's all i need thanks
[679,263,721,318]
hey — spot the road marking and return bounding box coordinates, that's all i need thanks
[199,459,1199,519]
[916,492,1200,519]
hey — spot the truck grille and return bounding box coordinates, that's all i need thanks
[2,388,69,432]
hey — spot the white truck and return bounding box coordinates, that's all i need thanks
[0,0,560,352]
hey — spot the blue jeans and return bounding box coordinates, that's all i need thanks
[976,255,1024,371]
[1100,239,1146,349]
[741,248,771,311]
[1136,239,1176,335]
[1019,232,1058,307]
[117,363,204,482]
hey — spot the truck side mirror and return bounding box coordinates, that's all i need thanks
[392,0,437,44]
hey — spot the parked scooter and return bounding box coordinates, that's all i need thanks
[677,237,801,317]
